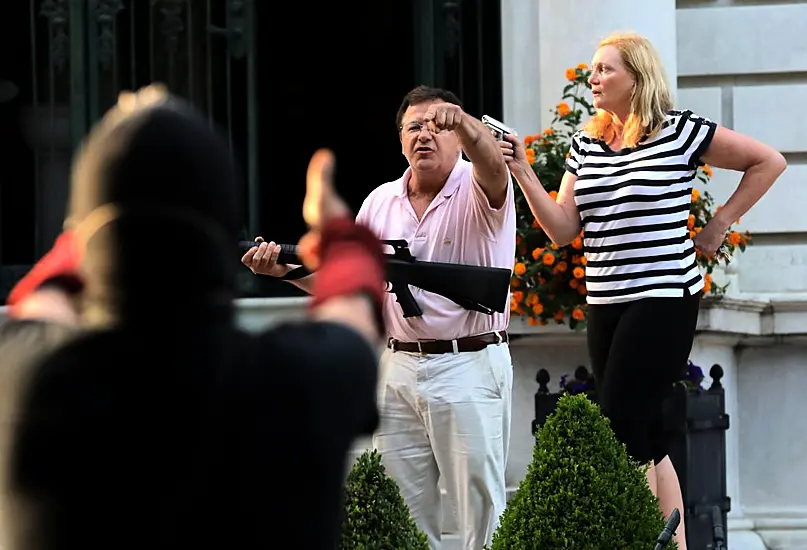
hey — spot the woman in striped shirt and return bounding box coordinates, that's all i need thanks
[501,32,786,549]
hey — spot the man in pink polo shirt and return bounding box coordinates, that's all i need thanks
[243,85,516,549]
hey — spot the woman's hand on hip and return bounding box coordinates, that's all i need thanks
[693,219,729,258]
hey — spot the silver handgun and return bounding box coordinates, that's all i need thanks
[482,115,518,140]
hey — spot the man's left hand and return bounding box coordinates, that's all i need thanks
[424,103,465,134]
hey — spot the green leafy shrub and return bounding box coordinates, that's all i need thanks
[489,394,676,549]
[339,449,429,549]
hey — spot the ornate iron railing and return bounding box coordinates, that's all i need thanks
[2,0,259,299]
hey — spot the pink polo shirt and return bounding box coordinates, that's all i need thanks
[356,156,516,342]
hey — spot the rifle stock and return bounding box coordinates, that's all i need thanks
[239,239,511,318]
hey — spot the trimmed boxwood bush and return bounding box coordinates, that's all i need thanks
[339,449,429,549]
[489,393,677,549]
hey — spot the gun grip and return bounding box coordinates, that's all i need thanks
[390,282,423,318]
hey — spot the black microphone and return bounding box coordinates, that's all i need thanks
[654,508,680,550]
[239,241,300,265]
[712,506,726,550]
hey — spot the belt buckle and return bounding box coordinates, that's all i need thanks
[389,339,399,352]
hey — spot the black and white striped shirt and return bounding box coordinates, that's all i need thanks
[565,110,716,304]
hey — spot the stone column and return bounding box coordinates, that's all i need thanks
[500,1,543,137]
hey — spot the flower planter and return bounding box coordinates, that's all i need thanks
[532,364,731,550]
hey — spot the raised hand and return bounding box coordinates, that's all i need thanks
[500,133,530,168]
[423,102,465,134]
[298,149,352,271]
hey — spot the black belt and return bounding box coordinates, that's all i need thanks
[387,331,508,354]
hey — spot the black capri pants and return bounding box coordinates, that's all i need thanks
[586,290,701,465]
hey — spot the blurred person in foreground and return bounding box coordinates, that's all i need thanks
[0,85,386,550]
[500,33,785,549]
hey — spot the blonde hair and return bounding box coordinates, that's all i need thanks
[584,33,673,148]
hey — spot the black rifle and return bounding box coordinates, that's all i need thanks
[710,505,726,550]
[239,239,512,318]
[654,508,681,550]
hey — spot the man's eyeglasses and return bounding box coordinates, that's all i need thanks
[400,121,432,135]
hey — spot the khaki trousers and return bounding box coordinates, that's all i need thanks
[372,343,513,549]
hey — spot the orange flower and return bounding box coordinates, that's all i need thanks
[549,190,559,201]
[569,278,580,289]
[571,236,583,249]
[542,253,555,266]
[543,128,554,136]
[565,67,577,81]
[573,266,585,279]
[532,303,544,315]
[687,214,695,230]
[572,308,585,321]
[510,278,520,289]
[691,189,700,202]
[532,218,541,229]
[727,232,741,246]
[532,247,545,260]
[557,102,571,116]
[577,63,588,70]
[525,148,536,164]
[580,256,587,266]
[704,273,712,294]
[578,284,587,295]
[554,261,568,274]
[524,135,536,146]
[527,317,539,326]
[702,164,713,178]
[514,262,526,276]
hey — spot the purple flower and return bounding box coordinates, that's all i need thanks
[686,361,704,385]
